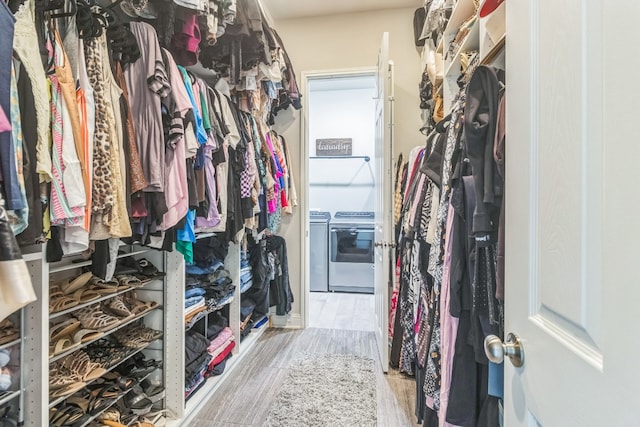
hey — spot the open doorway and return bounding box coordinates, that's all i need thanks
[305,72,377,332]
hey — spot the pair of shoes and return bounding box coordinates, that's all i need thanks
[113,324,162,349]
[122,294,160,317]
[49,319,81,357]
[116,353,162,380]
[49,402,88,427]
[75,304,121,332]
[84,339,128,369]
[103,296,134,320]
[50,318,105,358]
[50,271,102,313]
[60,351,107,382]
[48,374,86,399]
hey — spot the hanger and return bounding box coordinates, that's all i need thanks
[45,0,78,19]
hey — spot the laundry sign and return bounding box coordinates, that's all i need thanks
[316,138,353,156]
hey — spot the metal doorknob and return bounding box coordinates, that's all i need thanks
[374,241,384,248]
[484,333,525,367]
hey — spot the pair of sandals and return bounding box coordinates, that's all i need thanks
[113,324,162,350]
[92,275,144,294]
[75,304,124,333]
[121,379,165,417]
[50,272,146,314]
[76,293,159,334]
[49,318,104,358]
[50,272,100,314]
[49,402,89,427]
[49,350,106,399]
[49,379,123,426]
[117,353,162,380]
[84,338,131,370]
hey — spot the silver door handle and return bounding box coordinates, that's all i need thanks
[484,333,525,368]
[374,241,385,248]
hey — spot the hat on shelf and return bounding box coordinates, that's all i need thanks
[479,0,505,17]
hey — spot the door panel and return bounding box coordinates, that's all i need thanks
[374,32,392,372]
[532,0,603,360]
[506,0,640,425]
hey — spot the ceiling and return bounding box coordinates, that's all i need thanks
[262,0,422,21]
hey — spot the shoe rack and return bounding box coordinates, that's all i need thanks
[12,237,270,426]
[19,244,167,427]
[0,307,24,426]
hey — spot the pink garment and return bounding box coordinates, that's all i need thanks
[131,197,148,218]
[388,256,401,338]
[207,326,233,355]
[161,49,191,230]
[265,133,282,214]
[209,340,235,366]
[171,13,201,66]
[438,202,462,427]
[0,106,10,133]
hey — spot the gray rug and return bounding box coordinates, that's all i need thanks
[264,353,377,427]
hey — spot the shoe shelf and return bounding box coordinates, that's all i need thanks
[48,336,163,409]
[0,391,21,407]
[0,338,20,353]
[19,237,271,426]
[65,370,155,427]
[49,249,151,274]
[49,280,161,321]
[49,306,162,364]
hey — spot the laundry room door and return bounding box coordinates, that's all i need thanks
[504,1,640,425]
[373,32,394,373]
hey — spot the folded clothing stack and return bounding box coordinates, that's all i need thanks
[184,312,234,396]
[205,326,235,377]
[184,262,235,330]
[184,330,211,398]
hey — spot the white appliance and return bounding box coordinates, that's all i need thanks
[328,211,375,294]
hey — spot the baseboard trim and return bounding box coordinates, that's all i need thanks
[271,313,302,329]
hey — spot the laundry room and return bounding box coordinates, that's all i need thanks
[306,74,377,331]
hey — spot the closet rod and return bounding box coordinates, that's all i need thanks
[310,156,371,162]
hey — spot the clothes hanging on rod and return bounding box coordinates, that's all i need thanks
[0,0,300,282]
[392,62,505,427]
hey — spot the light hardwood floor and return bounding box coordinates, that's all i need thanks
[192,328,417,426]
[309,291,376,331]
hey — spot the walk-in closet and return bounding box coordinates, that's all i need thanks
[1,0,636,425]
[0,0,298,424]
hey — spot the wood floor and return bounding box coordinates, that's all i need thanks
[191,328,417,426]
[309,291,376,331]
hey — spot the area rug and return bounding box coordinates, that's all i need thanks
[263,353,377,427]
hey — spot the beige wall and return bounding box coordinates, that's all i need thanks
[273,8,424,324]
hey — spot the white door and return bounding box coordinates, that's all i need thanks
[374,32,394,373]
[505,1,640,425]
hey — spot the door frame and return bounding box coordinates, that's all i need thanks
[299,67,378,329]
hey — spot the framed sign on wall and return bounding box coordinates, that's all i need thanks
[316,138,352,156]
